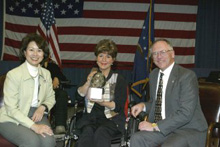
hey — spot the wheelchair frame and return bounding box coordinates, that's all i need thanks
[61,100,148,147]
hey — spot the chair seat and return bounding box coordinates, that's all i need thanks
[0,135,16,147]
[199,81,220,147]
[0,74,16,147]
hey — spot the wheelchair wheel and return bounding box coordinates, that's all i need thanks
[64,138,75,147]
[63,110,83,147]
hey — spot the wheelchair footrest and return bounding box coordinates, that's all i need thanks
[54,134,65,142]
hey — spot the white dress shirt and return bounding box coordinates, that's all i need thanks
[156,62,174,119]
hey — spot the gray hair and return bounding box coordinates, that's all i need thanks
[149,39,173,56]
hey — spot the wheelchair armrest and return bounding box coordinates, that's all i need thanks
[137,111,148,121]
[59,80,71,88]
[128,101,137,109]
[127,101,148,121]
[60,80,71,85]
[73,99,84,108]
[59,80,77,89]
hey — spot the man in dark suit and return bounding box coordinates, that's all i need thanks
[130,39,208,147]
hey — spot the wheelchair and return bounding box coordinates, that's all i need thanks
[62,99,148,147]
[49,80,72,129]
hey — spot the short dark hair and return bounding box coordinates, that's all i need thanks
[19,33,50,65]
[94,39,118,58]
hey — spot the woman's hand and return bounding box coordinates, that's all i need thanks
[52,77,59,89]
[86,71,97,83]
[78,71,98,97]
[32,106,45,122]
[31,124,54,137]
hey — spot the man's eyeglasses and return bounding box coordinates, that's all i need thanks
[151,49,173,57]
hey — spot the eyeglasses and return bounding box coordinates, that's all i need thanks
[151,49,173,57]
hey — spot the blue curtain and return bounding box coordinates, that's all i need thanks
[195,0,220,68]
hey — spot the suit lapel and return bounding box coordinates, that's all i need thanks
[166,64,178,98]
[151,69,159,100]
[165,64,178,106]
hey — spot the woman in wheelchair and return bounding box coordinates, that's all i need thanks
[75,39,127,147]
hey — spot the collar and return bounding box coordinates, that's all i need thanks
[105,70,113,81]
[22,62,45,81]
[159,62,175,76]
[26,60,39,77]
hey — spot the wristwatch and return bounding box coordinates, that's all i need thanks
[152,123,158,132]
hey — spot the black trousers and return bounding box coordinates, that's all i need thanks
[52,88,68,127]
[75,114,121,147]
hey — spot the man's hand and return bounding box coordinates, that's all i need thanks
[138,121,154,131]
[138,121,160,132]
[131,102,145,118]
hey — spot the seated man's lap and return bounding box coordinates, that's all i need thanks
[131,129,206,147]
[130,131,166,147]
[163,129,206,147]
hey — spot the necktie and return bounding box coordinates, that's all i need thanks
[154,72,164,122]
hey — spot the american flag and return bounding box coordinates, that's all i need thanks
[2,0,198,70]
[37,0,61,66]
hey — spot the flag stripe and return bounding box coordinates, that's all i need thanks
[5,22,37,33]
[83,11,196,21]
[85,0,198,6]
[58,27,196,38]
[83,2,197,13]
[155,13,196,22]
[5,38,20,49]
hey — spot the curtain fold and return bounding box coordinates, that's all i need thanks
[0,0,3,60]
